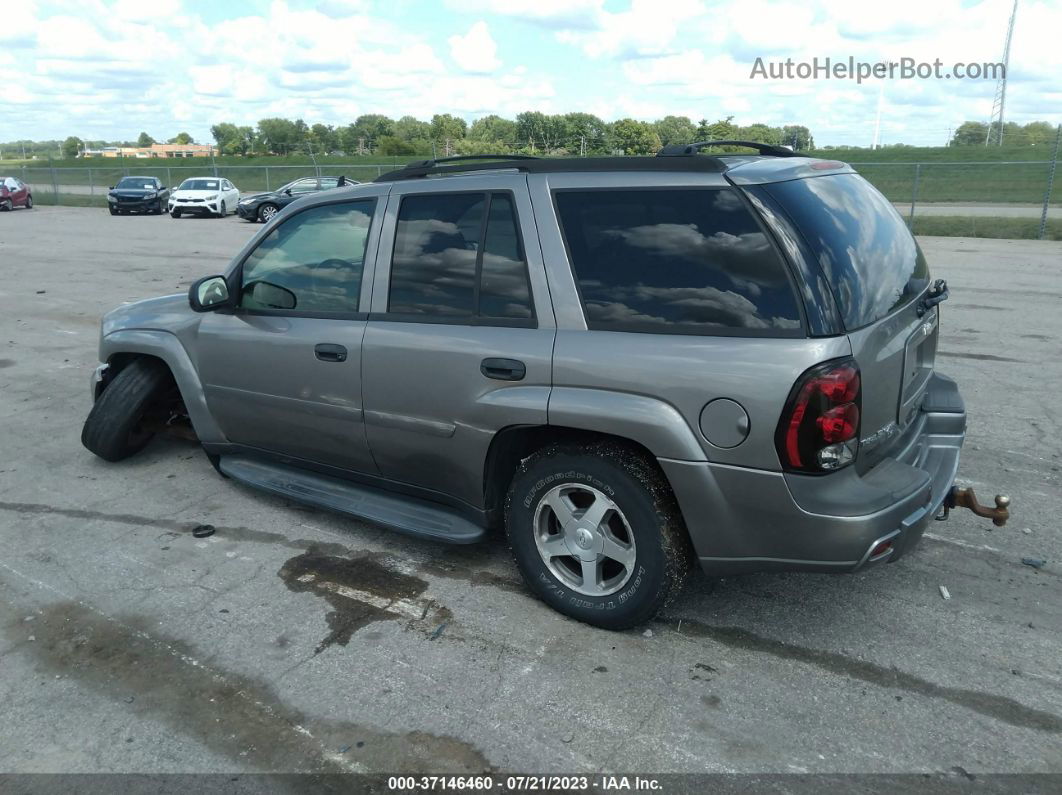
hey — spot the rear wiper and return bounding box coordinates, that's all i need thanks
[917,279,949,317]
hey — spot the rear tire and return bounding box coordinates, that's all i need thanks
[505,442,692,630]
[25,195,33,209]
[81,359,170,462]
[218,200,226,218]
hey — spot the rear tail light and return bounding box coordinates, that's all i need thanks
[776,358,861,473]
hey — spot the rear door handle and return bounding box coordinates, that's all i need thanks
[480,358,525,381]
[314,343,347,363]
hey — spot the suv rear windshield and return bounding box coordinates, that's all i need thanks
[764,173,930,330]
[554,188,802,336]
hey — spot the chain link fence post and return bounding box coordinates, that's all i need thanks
[266,167,271,191]
[908,163,921,230]
[1039,125,1060,241]
[51,163,59,205]
[166,167,172,189]
[89,168,94,197]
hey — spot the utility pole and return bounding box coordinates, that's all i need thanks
[1039,124,1060,241]
[986,0,1018,145]
[580,136,586,157]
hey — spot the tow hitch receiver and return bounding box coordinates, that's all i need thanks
[936,486,1011,527]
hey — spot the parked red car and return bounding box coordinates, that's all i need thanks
[1,177,33,210]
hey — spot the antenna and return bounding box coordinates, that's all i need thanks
[986,0,1018,146]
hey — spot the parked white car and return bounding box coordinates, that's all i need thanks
[168,177,240,218]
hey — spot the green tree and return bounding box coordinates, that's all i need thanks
[608,119,661,155]
[136,131,155,148]
[738,123,781,145]
[654,115,697,147]
[950,121,988,146]
[309,123,339,153]
[1020,121,1056,146]
[393,115,431,143]
[256,118,301,154]
[468,114,517,144]
[169,132,194,145]
[781,125,813,150]
[352,114,395,147]
[563,113,609,154]
[61,136,83,158]
[377,135,417,156]
[210,123,239,153]
[430,113,468,147]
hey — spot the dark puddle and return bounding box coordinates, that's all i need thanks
[279,546,452,653]
[3,601,491,774]
[668,619,1062,733]
[0,359,14,369]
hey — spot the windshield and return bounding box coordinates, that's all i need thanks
[178,179,220,191]
[116,178,156,190]
[764,173,930,330]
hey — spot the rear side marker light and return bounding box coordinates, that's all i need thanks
[776,358,862,474]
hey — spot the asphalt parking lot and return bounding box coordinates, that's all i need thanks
[1,206,1061,776]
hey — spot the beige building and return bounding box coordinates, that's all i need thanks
[82,143,216,158]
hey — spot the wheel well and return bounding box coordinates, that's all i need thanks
[103,353,182,408]
[483,425,668,524]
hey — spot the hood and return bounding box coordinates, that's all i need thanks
[173,189,221,199]
[241,191,276,202]
[102,293,199,337]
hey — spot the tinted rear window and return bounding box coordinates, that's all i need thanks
[765,173,929,330]
[554,189,802,336]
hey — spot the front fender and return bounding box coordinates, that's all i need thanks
[99,329,226,444]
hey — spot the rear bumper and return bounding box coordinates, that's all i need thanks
[662,372,966,576]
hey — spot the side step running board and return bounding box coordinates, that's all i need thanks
[218,455,486,544]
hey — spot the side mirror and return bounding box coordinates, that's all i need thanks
[283,188,292,196]
[109,185,114,190]
[158,186,167,190]
[189,275,232,312]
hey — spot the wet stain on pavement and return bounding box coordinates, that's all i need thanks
[0,359,14,368]
[279,546,451,653]
[670,619,1062,733]
[0,500,350,557]
[937,351,1024,363]
[2,601,492,774]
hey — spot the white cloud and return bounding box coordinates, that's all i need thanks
[448,21,501,73]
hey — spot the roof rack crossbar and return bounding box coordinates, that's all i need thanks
[657,140,800,158]
[404,154,541,169]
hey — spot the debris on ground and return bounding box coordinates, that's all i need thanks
[1021,557,1046,569]
[429,621,448,641]
[643,629,653,638]
[1022,527,1032,535]
[939,585,952,600]
[192,524,215,538]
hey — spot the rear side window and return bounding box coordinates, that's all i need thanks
[388,192,534,323]
[554,189,802,336]
[765,173,930,330]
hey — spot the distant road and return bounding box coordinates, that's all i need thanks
[35,183,1062,218]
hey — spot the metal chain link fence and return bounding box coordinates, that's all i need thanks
[10,157,1062,240]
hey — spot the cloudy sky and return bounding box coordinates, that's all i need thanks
[2,0,1059,147]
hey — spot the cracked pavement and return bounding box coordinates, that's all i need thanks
[1,207,1060,774]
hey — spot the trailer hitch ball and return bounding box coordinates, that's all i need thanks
[937,486,1011,527]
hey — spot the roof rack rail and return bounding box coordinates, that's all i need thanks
[377,154,539,181]
[374,154,729,182]
[657,140,801,158]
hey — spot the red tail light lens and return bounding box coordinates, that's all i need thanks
[776,358,862,473]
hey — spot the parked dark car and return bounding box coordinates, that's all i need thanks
[108,176,169,215]
[236,176,354,223]
[0,176,33,210]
